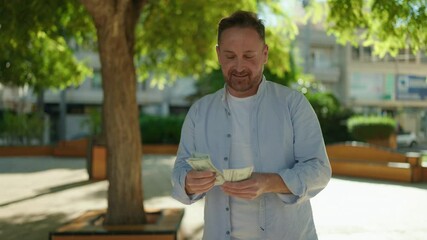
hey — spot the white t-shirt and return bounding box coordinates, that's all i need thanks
[227,92,260,240]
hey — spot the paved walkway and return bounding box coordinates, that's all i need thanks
[0,156,426,240]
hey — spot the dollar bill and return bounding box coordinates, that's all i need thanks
[223,166,253,182]
[186,153,253,185]
[187,154,225,185]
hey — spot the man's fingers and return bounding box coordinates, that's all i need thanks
[188,175,216,187]
[187,176,216,194]
[222,178,256,190]
[222,185,257,194]
[185,170,217,194]
[221,177,262,199]
[221,187,258,199]
[188,170,216,178]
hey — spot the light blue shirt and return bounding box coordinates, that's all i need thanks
[172,78,331,240]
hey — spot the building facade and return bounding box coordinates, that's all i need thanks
[297,23,427,142]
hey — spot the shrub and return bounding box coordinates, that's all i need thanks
[347,116,396,141]
[71,111,184,145]
[140,115,185,144]
[306,92,353,144]
[0,111,44,145]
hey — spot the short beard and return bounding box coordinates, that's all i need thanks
[225,69,263,94]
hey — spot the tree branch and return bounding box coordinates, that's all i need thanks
[124,0,148,54]
[80,0,113,27]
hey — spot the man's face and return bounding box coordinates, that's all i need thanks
[216,27,268,98]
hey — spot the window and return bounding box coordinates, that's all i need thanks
[310,47,333,68]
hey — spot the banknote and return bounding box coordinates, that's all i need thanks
[186,153,253,185]
[187,154,225,185]
[223,166,254,182]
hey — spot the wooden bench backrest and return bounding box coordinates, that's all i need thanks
[326,143,407,163]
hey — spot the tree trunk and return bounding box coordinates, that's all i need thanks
[80,0,147,225]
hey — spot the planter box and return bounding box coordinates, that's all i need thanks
[50,208,184,240]
[90,145,107,180]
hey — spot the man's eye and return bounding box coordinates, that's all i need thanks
[244,55,254,59]
[226,56,235,59]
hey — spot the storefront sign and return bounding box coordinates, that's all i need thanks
[396,75,427,100]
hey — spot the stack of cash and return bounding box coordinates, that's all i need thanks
[186,152,253,185]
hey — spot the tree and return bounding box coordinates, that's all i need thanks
[2,0,297,225]
[325,0,427,57]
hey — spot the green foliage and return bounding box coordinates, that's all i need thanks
[306,92,340,118]
[2,0,297,90]
[347,115,397,141]
[0,111,44,145]
[326,0,427,57]
[188,68,225,101]
[2,0,298,90]
[136,0,254,86]
[136,0,297,87]
[0,0,94,91]
[139,115,185,144]
[306,92,353,144]
[80,108,102,137]
[264,43,299,86]
[80,110,185,145]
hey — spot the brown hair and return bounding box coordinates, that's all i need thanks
[217,10,265,44]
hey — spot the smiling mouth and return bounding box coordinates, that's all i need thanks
[232,74,248,78]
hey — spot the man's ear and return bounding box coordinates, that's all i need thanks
[263,44,269,64]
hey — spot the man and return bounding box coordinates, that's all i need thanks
[172,10,331,240]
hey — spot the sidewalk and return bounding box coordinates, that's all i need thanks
[0,155,426,240]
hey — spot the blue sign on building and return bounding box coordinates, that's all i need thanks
[396,75,427,100]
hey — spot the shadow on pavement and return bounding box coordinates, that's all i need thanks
[0,157,85,173]
[0,180,97,207]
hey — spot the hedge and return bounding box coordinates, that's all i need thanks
[347,116,396,141]
[140,115,185,144]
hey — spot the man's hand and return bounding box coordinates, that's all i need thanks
[221,173,290,199]
[185,170,216,195]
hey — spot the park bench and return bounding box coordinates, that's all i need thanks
[326,142,423,182]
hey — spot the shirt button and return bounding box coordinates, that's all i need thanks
[226,207,229,211]
[227,134,231,138]
[224,157,228,161]
[226,231,230,235]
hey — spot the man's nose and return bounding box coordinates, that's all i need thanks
[235,58,245,72]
